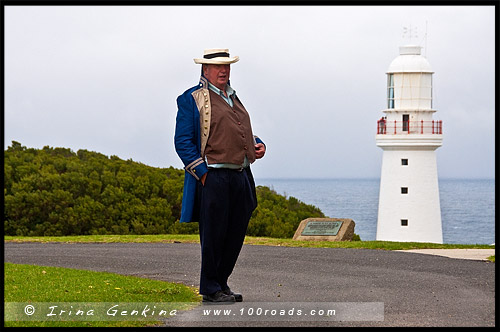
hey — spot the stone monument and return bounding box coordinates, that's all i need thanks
[293,218,355,241]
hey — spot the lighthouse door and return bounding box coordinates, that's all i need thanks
[402,114,410,132]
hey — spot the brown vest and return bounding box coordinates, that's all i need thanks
[205,89,256,165]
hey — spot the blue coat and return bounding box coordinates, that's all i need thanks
[174,76,264,223]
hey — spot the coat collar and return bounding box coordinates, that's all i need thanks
[199,75,208,89]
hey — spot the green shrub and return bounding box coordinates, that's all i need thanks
[4,141,328,239]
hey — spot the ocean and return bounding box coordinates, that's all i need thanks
[254,178,495,245]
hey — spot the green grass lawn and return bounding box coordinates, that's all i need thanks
[4,234,495,250]
[4,263,201,327]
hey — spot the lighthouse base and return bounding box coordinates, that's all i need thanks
[376,148,443,244]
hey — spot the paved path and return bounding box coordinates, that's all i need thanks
[4,242,495,327]
[396,249,495,261]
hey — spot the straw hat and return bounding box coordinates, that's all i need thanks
[194,48,239,64]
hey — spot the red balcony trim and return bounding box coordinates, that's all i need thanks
[377,119,442,135]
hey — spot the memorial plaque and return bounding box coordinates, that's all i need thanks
[293,218,356,242]
[301,220,343,236]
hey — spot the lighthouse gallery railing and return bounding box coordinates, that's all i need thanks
[377,120,443,135]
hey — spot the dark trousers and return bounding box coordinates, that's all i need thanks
[197,167,257,295]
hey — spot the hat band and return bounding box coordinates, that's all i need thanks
[204,52,230,59]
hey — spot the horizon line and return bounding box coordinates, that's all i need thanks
[254,177,495,181]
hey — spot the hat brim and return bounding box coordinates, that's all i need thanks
[193,56,239,65]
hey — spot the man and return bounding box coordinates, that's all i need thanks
[174,48,266,303]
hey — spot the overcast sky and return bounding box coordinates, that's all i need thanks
[4,5,495,180]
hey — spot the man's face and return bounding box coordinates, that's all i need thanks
[204,64,231,90]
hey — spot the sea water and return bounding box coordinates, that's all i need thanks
[255,178,495,245]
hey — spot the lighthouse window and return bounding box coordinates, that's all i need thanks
[387,74,395,109]
[401,159,408,166]
[431,75,433,109]
[401,187,408,194]
[401,219,408,226]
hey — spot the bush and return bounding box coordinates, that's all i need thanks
[4,141,328,239]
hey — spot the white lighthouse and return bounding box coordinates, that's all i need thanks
[375,44,443,243]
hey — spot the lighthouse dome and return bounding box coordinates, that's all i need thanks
[387,45,433,73]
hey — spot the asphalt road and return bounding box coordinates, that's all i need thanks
[4,242,495,327]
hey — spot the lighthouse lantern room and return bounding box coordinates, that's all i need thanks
[375,44,443,244]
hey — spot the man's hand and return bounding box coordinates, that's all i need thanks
[201,173,207,186]
[255,143,266,159]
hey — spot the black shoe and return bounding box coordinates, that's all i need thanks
[223,288,243,302]
[202,290,236,303]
